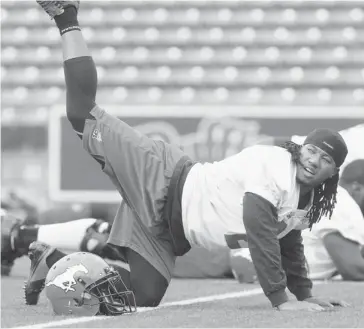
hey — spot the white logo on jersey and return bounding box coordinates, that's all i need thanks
[46,264,88,293]
[91,129,102,142]
[277,210,310,239]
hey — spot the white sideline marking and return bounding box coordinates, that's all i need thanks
[13,288,263,329]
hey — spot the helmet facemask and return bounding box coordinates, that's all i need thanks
[82,267,136,316]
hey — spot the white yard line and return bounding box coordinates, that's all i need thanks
[13,287,263,329]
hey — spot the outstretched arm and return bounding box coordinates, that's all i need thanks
[323,232,364,281]
[279,230,313,299]
[242,194,347,310]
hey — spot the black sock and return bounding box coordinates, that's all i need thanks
[54,6,80,35]
[46,249,67,268]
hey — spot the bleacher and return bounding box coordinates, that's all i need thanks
[1,0,363,121]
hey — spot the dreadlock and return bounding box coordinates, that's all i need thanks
[280,141,339,229]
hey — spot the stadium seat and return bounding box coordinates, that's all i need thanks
[1,0,363,113]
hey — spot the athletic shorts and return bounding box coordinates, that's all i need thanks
[82,105,186,282]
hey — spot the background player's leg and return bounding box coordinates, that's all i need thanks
[7,218,110,256]
[37,218,98,250]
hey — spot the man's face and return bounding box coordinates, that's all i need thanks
[296,144,337,188]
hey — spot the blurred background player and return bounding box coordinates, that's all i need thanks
[303,159,364,281]
[1,212,115,276]
[1,190,39,226]
[231,159,364,283]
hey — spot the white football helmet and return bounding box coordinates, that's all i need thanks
[45,252,136,316]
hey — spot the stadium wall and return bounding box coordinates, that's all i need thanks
[48,104,363,202]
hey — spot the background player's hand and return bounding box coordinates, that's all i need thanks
[304,296,350,308]
[276,300,325,312]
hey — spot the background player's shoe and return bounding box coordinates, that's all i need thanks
[1,212,27,276]
[79,219,127,262]
[230,249,257,284]
[24,242,55,305]
[79,219,110,255]
[36,1,80,19]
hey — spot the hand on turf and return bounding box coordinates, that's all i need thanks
[276,300,324,312]
[304,296,350,308]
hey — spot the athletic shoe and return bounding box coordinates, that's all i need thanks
[24,242,55,305]
[36,1,80,19]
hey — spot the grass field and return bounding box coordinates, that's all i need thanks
[2,257,364,328]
